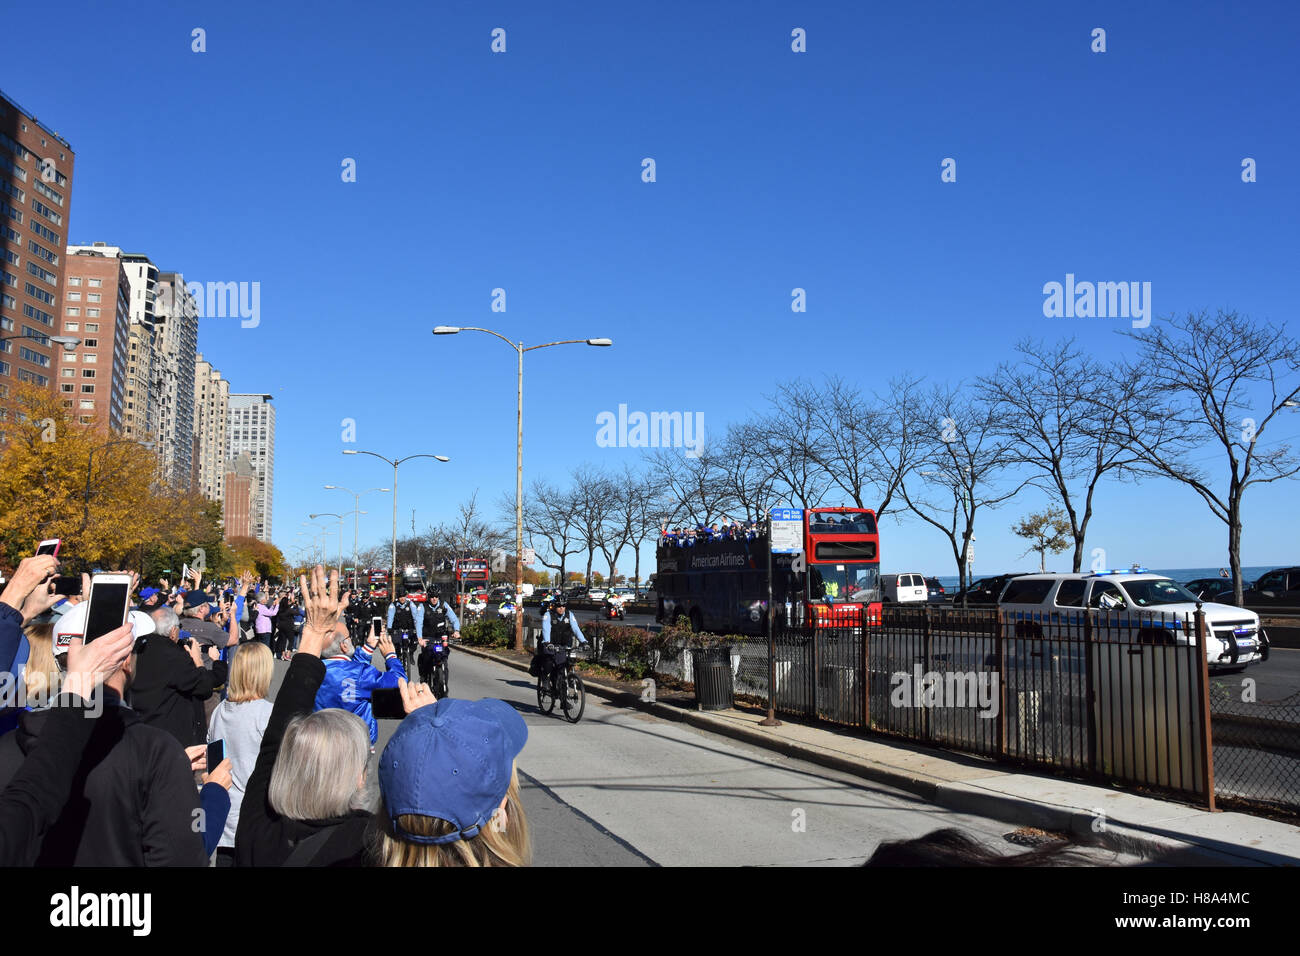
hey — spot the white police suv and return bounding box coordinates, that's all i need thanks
[997,570,1268,672]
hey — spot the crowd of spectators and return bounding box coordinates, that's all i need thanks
[0,556,530,868]
[659,519,763,548]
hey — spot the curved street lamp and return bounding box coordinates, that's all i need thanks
[342,451,448,600]
[432,326,612,649]
[324,485,390,589]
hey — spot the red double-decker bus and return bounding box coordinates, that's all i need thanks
[454,558,489,588]
[655,507,881,634]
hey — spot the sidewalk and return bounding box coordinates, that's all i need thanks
[456,642,1300,866]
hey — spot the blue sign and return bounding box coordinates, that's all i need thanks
[770,508,803,522]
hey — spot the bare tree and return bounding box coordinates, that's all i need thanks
[717,421,779,521]
[521,479,583,587]
[570,465,615,586]
[977,339,1168,572]
[899,384,1028,599]
[644,445,734,529]
[1116,310,1300,604]
[434,491,513,604]
[751,383,830,508]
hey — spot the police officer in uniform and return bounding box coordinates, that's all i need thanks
[417,593,460,692]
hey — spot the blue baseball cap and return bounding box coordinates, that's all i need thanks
[139,587,161,601]
[378,698,527,846]
[183,589,212,609]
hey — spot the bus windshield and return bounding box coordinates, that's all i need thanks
[809,564,881,604]
[808,511,877,534]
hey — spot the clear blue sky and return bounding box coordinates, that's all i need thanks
[8,0,1299,577]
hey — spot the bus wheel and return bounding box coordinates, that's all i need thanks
[689,608,703,633]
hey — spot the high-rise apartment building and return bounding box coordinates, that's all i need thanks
[55,247,130,431]
[66,245,160,447]
[227,393,274,542]
[193,353,229,503]
[223,452,256,539]
[0,89,75,410]
[154,271,197,489]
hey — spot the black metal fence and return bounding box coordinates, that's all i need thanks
[753,606,1218,808]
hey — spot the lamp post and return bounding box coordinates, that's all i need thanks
[310,511,366,582]
[324,485,389,590]
[433,326,612,650]
[342,451,448,602]
[1,332,80,352]
[301,521,330,565]
[82,439,155,531]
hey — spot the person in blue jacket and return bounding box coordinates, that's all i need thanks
[313,620,406,746]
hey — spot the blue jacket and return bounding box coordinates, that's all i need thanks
[314,645,406,744]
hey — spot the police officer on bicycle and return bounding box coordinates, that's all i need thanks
[386,593,420,665]
[541,597,589,653]
[417,592,460,685]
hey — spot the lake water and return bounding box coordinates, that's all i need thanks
[929,566,1277,591]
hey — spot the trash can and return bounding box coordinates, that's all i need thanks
[691,647,734,711]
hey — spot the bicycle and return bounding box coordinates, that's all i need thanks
[421,636,450,699]
[536,643,585,723]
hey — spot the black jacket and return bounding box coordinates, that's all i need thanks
[0,693,100,866]
[234,654,371,867]
[275,598,297,632]
[129,635,228,748]
[0,696,209,866]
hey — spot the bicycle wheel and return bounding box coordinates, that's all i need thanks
[561,668,585,723]
[435,660,449,699]
[537,670,557,714]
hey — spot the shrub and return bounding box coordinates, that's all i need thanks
[461,618,511,648]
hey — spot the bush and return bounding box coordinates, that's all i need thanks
[461,618,511,648]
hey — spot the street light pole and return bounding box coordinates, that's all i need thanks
[343,451,448,602]
[324,485,389,590]
[433,326,612,651]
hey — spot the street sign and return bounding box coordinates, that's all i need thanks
[769,508,804,554]
[522,548,535,566]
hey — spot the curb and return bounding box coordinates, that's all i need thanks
[453,642,1297,865]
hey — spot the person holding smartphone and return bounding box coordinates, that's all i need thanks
[130,606,228,749]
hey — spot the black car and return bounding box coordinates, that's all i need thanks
[1183,577,1234,601]
[951,573,1030,606]
[1220,567,1300,608]
[924,577,946,603]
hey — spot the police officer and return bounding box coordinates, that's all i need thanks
[541,598,588,649]
[386,594,418,665]
[417,593,460,688]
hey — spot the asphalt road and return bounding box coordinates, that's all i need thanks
[267,648,1138,866]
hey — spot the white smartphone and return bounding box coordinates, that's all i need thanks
[84,573,132,644]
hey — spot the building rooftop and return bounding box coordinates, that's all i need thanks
[0,87,73,149]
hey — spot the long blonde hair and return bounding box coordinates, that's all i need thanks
[226,641,273,703]
[21,623,59,701]
[371,765,531,867]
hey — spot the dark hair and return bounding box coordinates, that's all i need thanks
[863,828,1100,867]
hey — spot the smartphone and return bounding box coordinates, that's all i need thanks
[371,616,383,638]
[52,575,82,596]
[84,573,131,644]
[206,739,224,770]
[35,539,61,557]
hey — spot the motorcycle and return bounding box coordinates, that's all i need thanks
[602,596,626,620]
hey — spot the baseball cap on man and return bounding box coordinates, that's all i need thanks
[139,587,161,601]
[183,590,212,609]
[378,698,527,846]
[52,602,156,659]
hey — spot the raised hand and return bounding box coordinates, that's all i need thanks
[398,676,437,714]
[0,555,60,612]
[62,625,134,701]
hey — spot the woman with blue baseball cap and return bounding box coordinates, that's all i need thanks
[373,684,531,867]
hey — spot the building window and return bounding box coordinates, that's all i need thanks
[82,338,97,348]
[81,369,95,378]
[68,276,81,286]
[61,368,74,377]
[87,293,101,303]
[81,384,94,393]
[79,400,94,410]
[86,309,100,317]
[65,322,79,332]
[88,278,101,287]
[84,323,99,333]
[67,292,80,301]
[60,383,73,393]
[66,307,80,316]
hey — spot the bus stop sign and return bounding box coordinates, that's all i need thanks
[769,508,803,553]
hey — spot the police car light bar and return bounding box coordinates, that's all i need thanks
[1088,567,1151,576]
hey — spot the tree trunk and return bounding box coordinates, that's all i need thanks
[1228,497,1244,606]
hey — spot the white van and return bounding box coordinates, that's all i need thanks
[882,573,928,603]
[997,572,1267,672]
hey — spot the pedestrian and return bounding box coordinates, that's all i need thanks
[131,606,229,748]
[208,642,274,867]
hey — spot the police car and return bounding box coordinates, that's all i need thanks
[997,569,1268,672]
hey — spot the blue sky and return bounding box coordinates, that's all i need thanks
[7,0,1300,578]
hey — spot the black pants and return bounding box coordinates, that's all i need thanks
[272,628,293,656]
